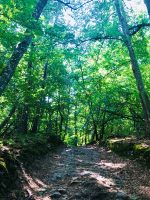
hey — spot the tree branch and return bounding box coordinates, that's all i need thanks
[129,23,150,35]
[77,35,123,45]
[102,109,142,122]
[55,0,93,10]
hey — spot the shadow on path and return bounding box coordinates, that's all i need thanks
[19,145,150,200]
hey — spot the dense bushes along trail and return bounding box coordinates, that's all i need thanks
[13,145,149,200]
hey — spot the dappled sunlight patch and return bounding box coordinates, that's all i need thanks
[109,136,136,143]
[21,165,50,198]
[107,150,112,153]
[34,178,47,188]
[54,155,61,159]
[141,143,149,148]
[65,148,72,152]
[96,160,126,170]
[23,171,47,190]
[86,146,97,150]
[76,158,83,163]
[33,195,52,200]
[80,170,115,188]
[138,186,150,198]
[57,163,65,166]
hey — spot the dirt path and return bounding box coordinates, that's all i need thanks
[23,145,150,200]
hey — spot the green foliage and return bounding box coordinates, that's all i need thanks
[65,135,78,146]
[0,0,149,148]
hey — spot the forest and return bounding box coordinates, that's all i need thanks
[0,0,150,144]
[0,0,150,200]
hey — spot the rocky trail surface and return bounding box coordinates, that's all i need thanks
[22,145,150,200]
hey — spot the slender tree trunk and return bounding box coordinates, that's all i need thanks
[144,0,150,18]
[74,103,78,136]
[55,110,59,135]
[64,105,70,138]
[46,112,53,133]
[84,134,87,145]
[0,0,48,95]
[93,122,98,141]
[59,112,64,134]
[2,121,15,137]
[31,62,48,133]
[129,107,144,133]
[21,105,29,134]
[0,106,16,133]
[18,59,34,134]
[99,112,106,141]
[31,113,40,133]
[114,0,150,135]
[17,105,29,134]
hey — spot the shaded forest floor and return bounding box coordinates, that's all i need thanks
[16,145,150,200]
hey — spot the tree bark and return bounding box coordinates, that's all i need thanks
[99,112,106,141]
[114,0,150,135]
[64,105,70,138]
[31,114,40,133]
[0,106,16,133]
[74,103,78,137]
[31,62,48,133]
[0,0,48,95]
[92,121,98,141]
[144,0,150,18]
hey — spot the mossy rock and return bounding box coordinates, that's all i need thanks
[108,138,150,168]
[133,144,149,155]
[133,144,150,166]
[108,139,135,155]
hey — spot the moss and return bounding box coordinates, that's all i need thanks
[108,138,150,168]
[0,140,3,147]
[0,157,7,172]
[108,139,134,155]
[133,144,150,162]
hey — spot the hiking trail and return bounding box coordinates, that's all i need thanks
[22,145,150,200]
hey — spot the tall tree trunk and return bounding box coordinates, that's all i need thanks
[144,0,150,18]
[114,0,150,135]
[0,0,48,95]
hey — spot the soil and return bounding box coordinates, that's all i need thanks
[18,145,150,200]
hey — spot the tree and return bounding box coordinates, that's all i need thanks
[0,0,49,95]
[114,0,150,135]
[144,0,150,18]
[0,0,149,144]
